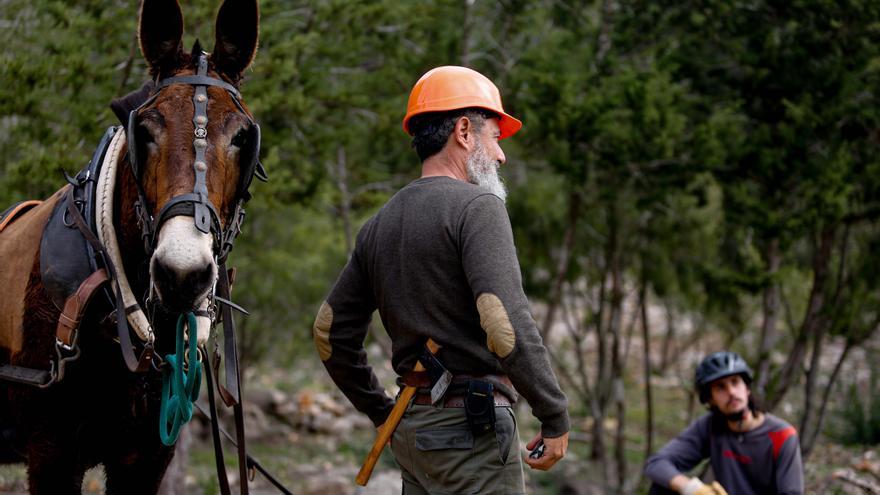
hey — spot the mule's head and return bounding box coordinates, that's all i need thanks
[130,0,259,313]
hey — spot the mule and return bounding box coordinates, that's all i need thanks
[0,0,262,492]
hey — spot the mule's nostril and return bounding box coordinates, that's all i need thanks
[152,257,176,289]
[191,263,214,287]
[151,258,215,312]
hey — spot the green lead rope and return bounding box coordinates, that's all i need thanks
[159,312,202,446]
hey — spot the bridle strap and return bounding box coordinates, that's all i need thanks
[203,350,233,495]
[152,192,222,239]
[156,75,241,99]
[190,55,213,234]
[127,52,257,257]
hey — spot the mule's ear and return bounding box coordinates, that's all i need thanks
[213,0,259,81]
[138,0,184,77]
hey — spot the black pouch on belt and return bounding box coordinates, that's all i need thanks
[464,379,496,435]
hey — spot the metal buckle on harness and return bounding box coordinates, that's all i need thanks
[56,337,76,353]
[61,199,86,228]
[40,336,83,388]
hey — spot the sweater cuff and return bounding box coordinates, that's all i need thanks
[539,410,571,438]
[367,403,394,428]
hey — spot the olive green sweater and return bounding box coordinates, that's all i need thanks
[314,176,569,437]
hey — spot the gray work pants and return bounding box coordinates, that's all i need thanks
[390,403,525,495]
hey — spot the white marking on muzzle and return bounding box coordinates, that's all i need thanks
[151,216,217,304]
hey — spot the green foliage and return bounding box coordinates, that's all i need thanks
[830,382,880,446]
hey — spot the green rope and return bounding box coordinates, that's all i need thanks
[159,312,202,446]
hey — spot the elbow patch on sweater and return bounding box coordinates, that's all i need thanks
[476,293,515,358]
[313,301,334,361]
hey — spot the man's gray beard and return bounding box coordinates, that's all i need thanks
[466,142,507,202]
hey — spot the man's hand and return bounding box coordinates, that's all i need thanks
[678,477,728,495]
[524,432,568,471]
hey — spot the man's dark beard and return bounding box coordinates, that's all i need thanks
[724,408,745,422]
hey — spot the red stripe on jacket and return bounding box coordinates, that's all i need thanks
[768,426,797,460]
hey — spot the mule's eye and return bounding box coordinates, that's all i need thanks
[231,128,248,148]
[136,122,155,145]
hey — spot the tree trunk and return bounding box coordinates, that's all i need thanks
[609,206,626,491]
[594,0,616,68]
[622,289,641,368]
[765,228,834,410]
[460,0,475,66]
[590,394,610,482]
[614,377,626,493]
[334,146,353,256]
[755,238,781,399]
[540,192,581,339]
[802,340,851,458]
[641,284,654,461]
[595,270,610,413]
[117,33,139,94]
[659,300,676,373]
[798,324,826,448]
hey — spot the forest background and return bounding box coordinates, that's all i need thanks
[2,0,880,493]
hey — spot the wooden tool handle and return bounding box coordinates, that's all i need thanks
[355,339,440,486]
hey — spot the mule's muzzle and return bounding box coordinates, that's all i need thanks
[151,257,216,313]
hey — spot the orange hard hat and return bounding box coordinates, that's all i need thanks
[402,66,522,139]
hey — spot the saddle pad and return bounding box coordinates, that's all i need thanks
[0,201,42,234]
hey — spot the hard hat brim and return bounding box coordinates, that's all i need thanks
[497,112,523,140]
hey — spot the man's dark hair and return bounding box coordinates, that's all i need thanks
[409,108,496,162]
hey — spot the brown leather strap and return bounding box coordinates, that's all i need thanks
[206,345,251,495]
[0,200,42,234]
[56,269,109,346]
[413,390,512,408]
[214,264,249,493]
[205,346,232,495]
[216,264,242,407]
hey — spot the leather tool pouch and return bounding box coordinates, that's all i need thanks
[464,379,496,435]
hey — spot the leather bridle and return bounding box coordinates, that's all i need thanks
[126,52,267,263]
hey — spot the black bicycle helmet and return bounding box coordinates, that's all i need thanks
[695,351,753,403]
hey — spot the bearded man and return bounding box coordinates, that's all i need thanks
[644,351,804,495]
[313,66,570,494]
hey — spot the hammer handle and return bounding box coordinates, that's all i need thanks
[355,339,440,486]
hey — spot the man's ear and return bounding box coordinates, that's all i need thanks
[453,116,475,151]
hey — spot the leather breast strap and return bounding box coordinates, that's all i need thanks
[55,268,109,348]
